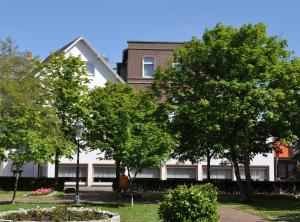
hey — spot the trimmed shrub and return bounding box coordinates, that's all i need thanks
[158,183,219,222]
[0,177,65,191]
[120,179,300,194]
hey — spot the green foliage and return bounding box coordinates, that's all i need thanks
[0,53,67,167]
[0,36,19,56]
[153,23,293,200]
[37,52,90,140]
[86,82,177,180]
[158,184,219,222]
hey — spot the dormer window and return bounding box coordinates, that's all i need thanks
[142,56,155,78]
[86,62,95,76]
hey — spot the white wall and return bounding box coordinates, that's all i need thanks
[0,161,38,177]
[64,40,119,88]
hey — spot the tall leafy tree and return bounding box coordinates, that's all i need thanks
[36,52,90,186]
[0,51,71,204]
[86,82,176,195]
[154,23,289,201]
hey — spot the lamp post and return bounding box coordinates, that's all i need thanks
[74,119,84,205]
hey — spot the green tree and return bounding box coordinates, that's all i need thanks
[154,23,289,202]
[0,36,19,56]
[0,52,72,204]
[86,82,176,198]
[37,53,90,187]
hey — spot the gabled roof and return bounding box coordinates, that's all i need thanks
[43,36,125,83]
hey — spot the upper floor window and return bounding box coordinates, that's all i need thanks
[86,62,95,76]
[142,56,155,78]
[172,57,181,70]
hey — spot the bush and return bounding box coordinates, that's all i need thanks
[122,179,300,195]
[1,206,112,221]
[158,183,219,222]
[0,177,65,191]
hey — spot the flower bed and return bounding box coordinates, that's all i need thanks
[27,188,54,196]
[0,206,120,222]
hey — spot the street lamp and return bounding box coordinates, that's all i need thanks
[74,119,84,205]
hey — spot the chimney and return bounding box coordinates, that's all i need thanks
[102,53,109,63]
[26,51,33,59]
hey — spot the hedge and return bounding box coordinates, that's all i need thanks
[115,179,300,194]
[0,177,65,191]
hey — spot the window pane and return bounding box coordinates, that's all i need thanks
[240,167,268,181]
[167,167,196,179]
[143,57,155,77]
[130,168,160,178]
[58,166,87,177]
[86,62,94,76]
[93,167,115,178]
[203,167,232,180]
[143,57,155,64]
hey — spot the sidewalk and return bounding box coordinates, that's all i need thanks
[220,206,269,222]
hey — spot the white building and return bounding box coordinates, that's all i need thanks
[0,37,275,186]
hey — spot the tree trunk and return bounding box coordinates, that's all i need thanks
[115,160,121,193]
[231,155,250,202]
[206,151,211,181]
[244,154,253,202]
[54,150,60,190]
[11,171,19,204]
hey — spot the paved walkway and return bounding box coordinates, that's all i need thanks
[220,206,269,222]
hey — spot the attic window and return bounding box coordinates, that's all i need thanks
[86,62,95,76]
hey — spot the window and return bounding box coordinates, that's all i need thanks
[86,62,95,76]
[172,57,181,70]
[240,167,268,181]
[58,165,87,182]
[93,166,115,182]
[167,167,196,179]
[142,57,155,78]
[130,168,160,178]
[202,166,232,180]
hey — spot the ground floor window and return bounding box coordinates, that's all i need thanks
[202,166,232,180]
[93,166,115,182]
[130,168,160,178]
[240,167,268,181]
[166,166,197,179]
[58,165,87,182]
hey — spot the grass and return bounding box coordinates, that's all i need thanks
[0,202,160,222]
[2,191,300,221]
[219,194,300,222]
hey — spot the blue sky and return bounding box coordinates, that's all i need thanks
[1,0,299,67]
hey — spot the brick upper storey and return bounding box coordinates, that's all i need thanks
[117,41,183,90]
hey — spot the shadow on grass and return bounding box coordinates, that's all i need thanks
[219,194,300,211]
[275,214,300,222]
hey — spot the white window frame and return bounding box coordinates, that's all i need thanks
[142,56,156,78]
[86,62,95,77]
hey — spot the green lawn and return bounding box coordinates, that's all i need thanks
[2,192,300,221]
[0,202,160,222]
[219,194,300,222]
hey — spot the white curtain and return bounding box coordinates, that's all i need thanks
[93,167,115,178]
[58,166,87,177]
[143,57,155,77]
[167,167,196,179]
[131,168,160,178]
[240,167,267,181]
[202,167,232,179]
